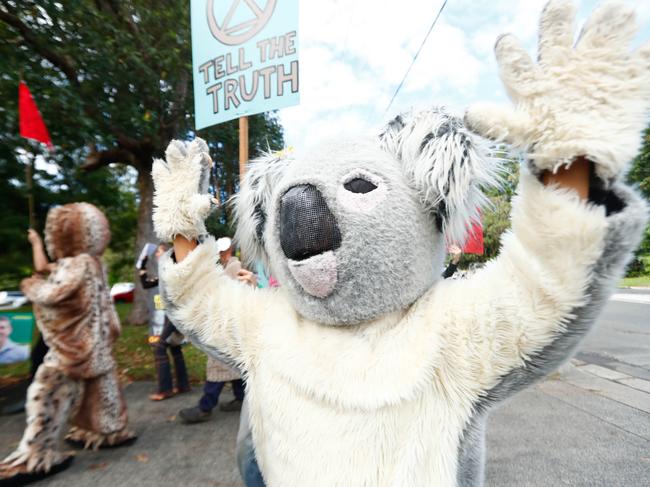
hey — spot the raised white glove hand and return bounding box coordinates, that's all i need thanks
[465,0,650,181]
[152,137,217,242]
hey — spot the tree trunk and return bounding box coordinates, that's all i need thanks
[128,163,156,325]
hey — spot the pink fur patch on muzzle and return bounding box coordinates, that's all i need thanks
[288,251,337,298]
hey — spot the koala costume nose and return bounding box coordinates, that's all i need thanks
[280,184,341,261]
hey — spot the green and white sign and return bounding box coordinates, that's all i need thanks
[191,0,300,129]
[0,312,33,365]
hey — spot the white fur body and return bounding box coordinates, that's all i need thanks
[152,139,215,242]
[161,172,608,487]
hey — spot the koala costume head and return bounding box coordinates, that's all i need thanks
[235,108,499,325]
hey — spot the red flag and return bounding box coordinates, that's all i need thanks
[19,81,53,149]
[462,218,484,255]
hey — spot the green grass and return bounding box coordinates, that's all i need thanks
[620,275,650,287]
[113,322,207,384]
[0,360,31,385]
[1,303,208,386]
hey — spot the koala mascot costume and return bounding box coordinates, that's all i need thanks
[0,203,136,486]
[152,2,649,486]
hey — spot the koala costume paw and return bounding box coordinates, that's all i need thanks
[465,0,650,181]
[152,138,217,242]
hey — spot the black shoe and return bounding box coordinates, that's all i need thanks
[219,399,243,412]
[0,400,25,416]
[0,455,74,487]
[179,406,211,423]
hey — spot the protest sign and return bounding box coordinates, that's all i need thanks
[191,0,299,129]
[0,313,33,365]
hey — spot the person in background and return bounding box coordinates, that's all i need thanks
[0,204,136,485]
[442,244,463,279]
[139,243,190,401]
[27,228,52,378]
[179,237,256,423]
[234,260,278,487]
[0,316,29,364]
[29,334,48,380]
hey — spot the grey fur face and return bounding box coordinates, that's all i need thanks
[265,138,443,324]
[234,108,499,325]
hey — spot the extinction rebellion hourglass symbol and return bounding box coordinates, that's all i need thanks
[196,0,298,124]
[207,0,277,45]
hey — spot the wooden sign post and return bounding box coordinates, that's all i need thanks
[239,115,249,180]
[238,115,249,261]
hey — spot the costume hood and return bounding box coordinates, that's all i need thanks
[44,203,111,259]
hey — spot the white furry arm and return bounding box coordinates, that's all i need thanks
[465,0,650,181]
[152,138,217,242]
[431,171,611,393]
[158,237,271,370]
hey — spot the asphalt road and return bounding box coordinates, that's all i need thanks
[485,292,650,487]
[0,290,648,486]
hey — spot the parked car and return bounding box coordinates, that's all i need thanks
[0,291,29,310]
[110,282,135,303]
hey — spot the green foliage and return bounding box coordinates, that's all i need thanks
[627,127,650,266]
[629,127,650,200]
[464,136,650,278]
[0,148,138,288]
[462,153,519,265]
[0,147,33,288]
[625,257,646,277]
[0,1,284,293]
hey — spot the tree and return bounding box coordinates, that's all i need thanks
[459,150,519,266]
[627,126,650,274]
[0,141,139,289]
[630,127,650,201]
[0,1,284,322]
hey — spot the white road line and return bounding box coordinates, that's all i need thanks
[610,293,650,305]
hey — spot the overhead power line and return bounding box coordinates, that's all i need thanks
[384,0,449,116]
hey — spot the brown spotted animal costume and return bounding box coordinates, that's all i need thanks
[0,203,136,484]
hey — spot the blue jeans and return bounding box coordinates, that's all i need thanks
[153,323,189,394]
[198,379,245,412]
[237,397,266,487]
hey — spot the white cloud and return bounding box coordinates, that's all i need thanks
[280,0,650,150]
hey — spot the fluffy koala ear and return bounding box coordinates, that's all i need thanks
[232,151,291,268]
[379,108,501,244]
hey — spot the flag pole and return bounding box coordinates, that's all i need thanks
[19,79,53,230]
[18,74,35,229]
[25,151,36,229]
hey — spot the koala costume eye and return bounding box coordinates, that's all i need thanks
[338,169,387,214]
[344,178,377,194]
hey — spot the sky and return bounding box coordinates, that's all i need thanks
[278,0,650,151]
